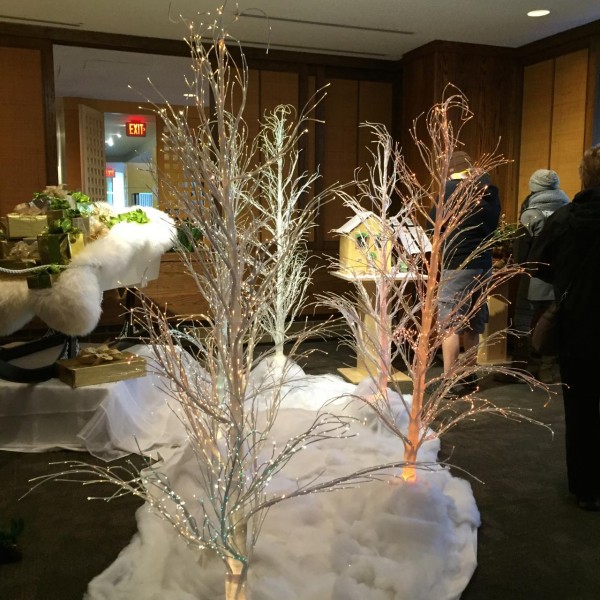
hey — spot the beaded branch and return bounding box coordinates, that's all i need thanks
[26,15,553,600]
[322,89,551,481]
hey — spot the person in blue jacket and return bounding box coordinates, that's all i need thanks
[430,151,501,392]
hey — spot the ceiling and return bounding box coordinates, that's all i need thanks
[3,1,600,160]
[2,0,600,62]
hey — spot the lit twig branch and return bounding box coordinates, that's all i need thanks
[27,20,435,600]
[251,102,343,359]
[322,88,552,482]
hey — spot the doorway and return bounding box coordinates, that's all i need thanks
[104,112,157,209]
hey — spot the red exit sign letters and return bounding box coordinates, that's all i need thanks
[125,121,146,137]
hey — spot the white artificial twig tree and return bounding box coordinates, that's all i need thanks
[251,104,337,361]
[28,20,419,600]
[143,25,332,599]
[323,90,549,482]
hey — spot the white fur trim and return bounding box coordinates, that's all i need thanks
[1,207,177,337]
[0,280,34,336]
[29,267,103,336]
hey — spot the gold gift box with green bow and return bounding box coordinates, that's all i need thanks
[56,347,147,388]
[37,232,85,265]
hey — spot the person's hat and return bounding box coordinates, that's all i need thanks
[529,169,559,192]
[449,151,472,174]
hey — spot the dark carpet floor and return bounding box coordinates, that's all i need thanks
[2,340,600,599]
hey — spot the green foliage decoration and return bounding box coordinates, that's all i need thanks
[101,208,151,229]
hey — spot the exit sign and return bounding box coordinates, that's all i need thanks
[125,121,147,137]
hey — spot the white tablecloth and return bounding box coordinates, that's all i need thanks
[0,344,187,460]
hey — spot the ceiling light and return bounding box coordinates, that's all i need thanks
[527,9,550,17]
[106,138,114,147]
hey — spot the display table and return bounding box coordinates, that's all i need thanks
[1,372,117,453]
[0,255,162,384]
[0,344,187,459]
[331,270,417,391]
[0,204,175,383]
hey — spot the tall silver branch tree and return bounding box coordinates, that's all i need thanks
[138,24,335,599]
[323,90,548,482]
[28,18,420,600]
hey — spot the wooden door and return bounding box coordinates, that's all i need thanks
[78,104,106,202]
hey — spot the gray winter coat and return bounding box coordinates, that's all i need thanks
[521,188,570,301]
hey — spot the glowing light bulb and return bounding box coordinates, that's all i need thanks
[527,9,550,17]
[401,469,417,483]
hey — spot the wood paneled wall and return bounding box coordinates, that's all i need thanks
[3,19,598,331]
[320,78,393,242]
[400,42,521,222]
[518,60,554,189]
[0,47,47,217]
[358,81,394,165]
[518,50,591,202]
[321,78,359,238]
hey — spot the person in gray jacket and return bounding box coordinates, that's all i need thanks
[498,169,569,383]
[521,169,570,304]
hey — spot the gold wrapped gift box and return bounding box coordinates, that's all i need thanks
[26,271,60,289]
[37,232,85,265]
[6,213,48,238]
[56,352,147,388]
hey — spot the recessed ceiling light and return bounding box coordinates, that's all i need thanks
[527,9,550,17]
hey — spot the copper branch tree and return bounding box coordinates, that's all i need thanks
[323,92,547,482]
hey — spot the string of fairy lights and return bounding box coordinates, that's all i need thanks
[25,8,553,599]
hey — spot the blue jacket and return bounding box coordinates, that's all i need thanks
[430,174,501,270]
